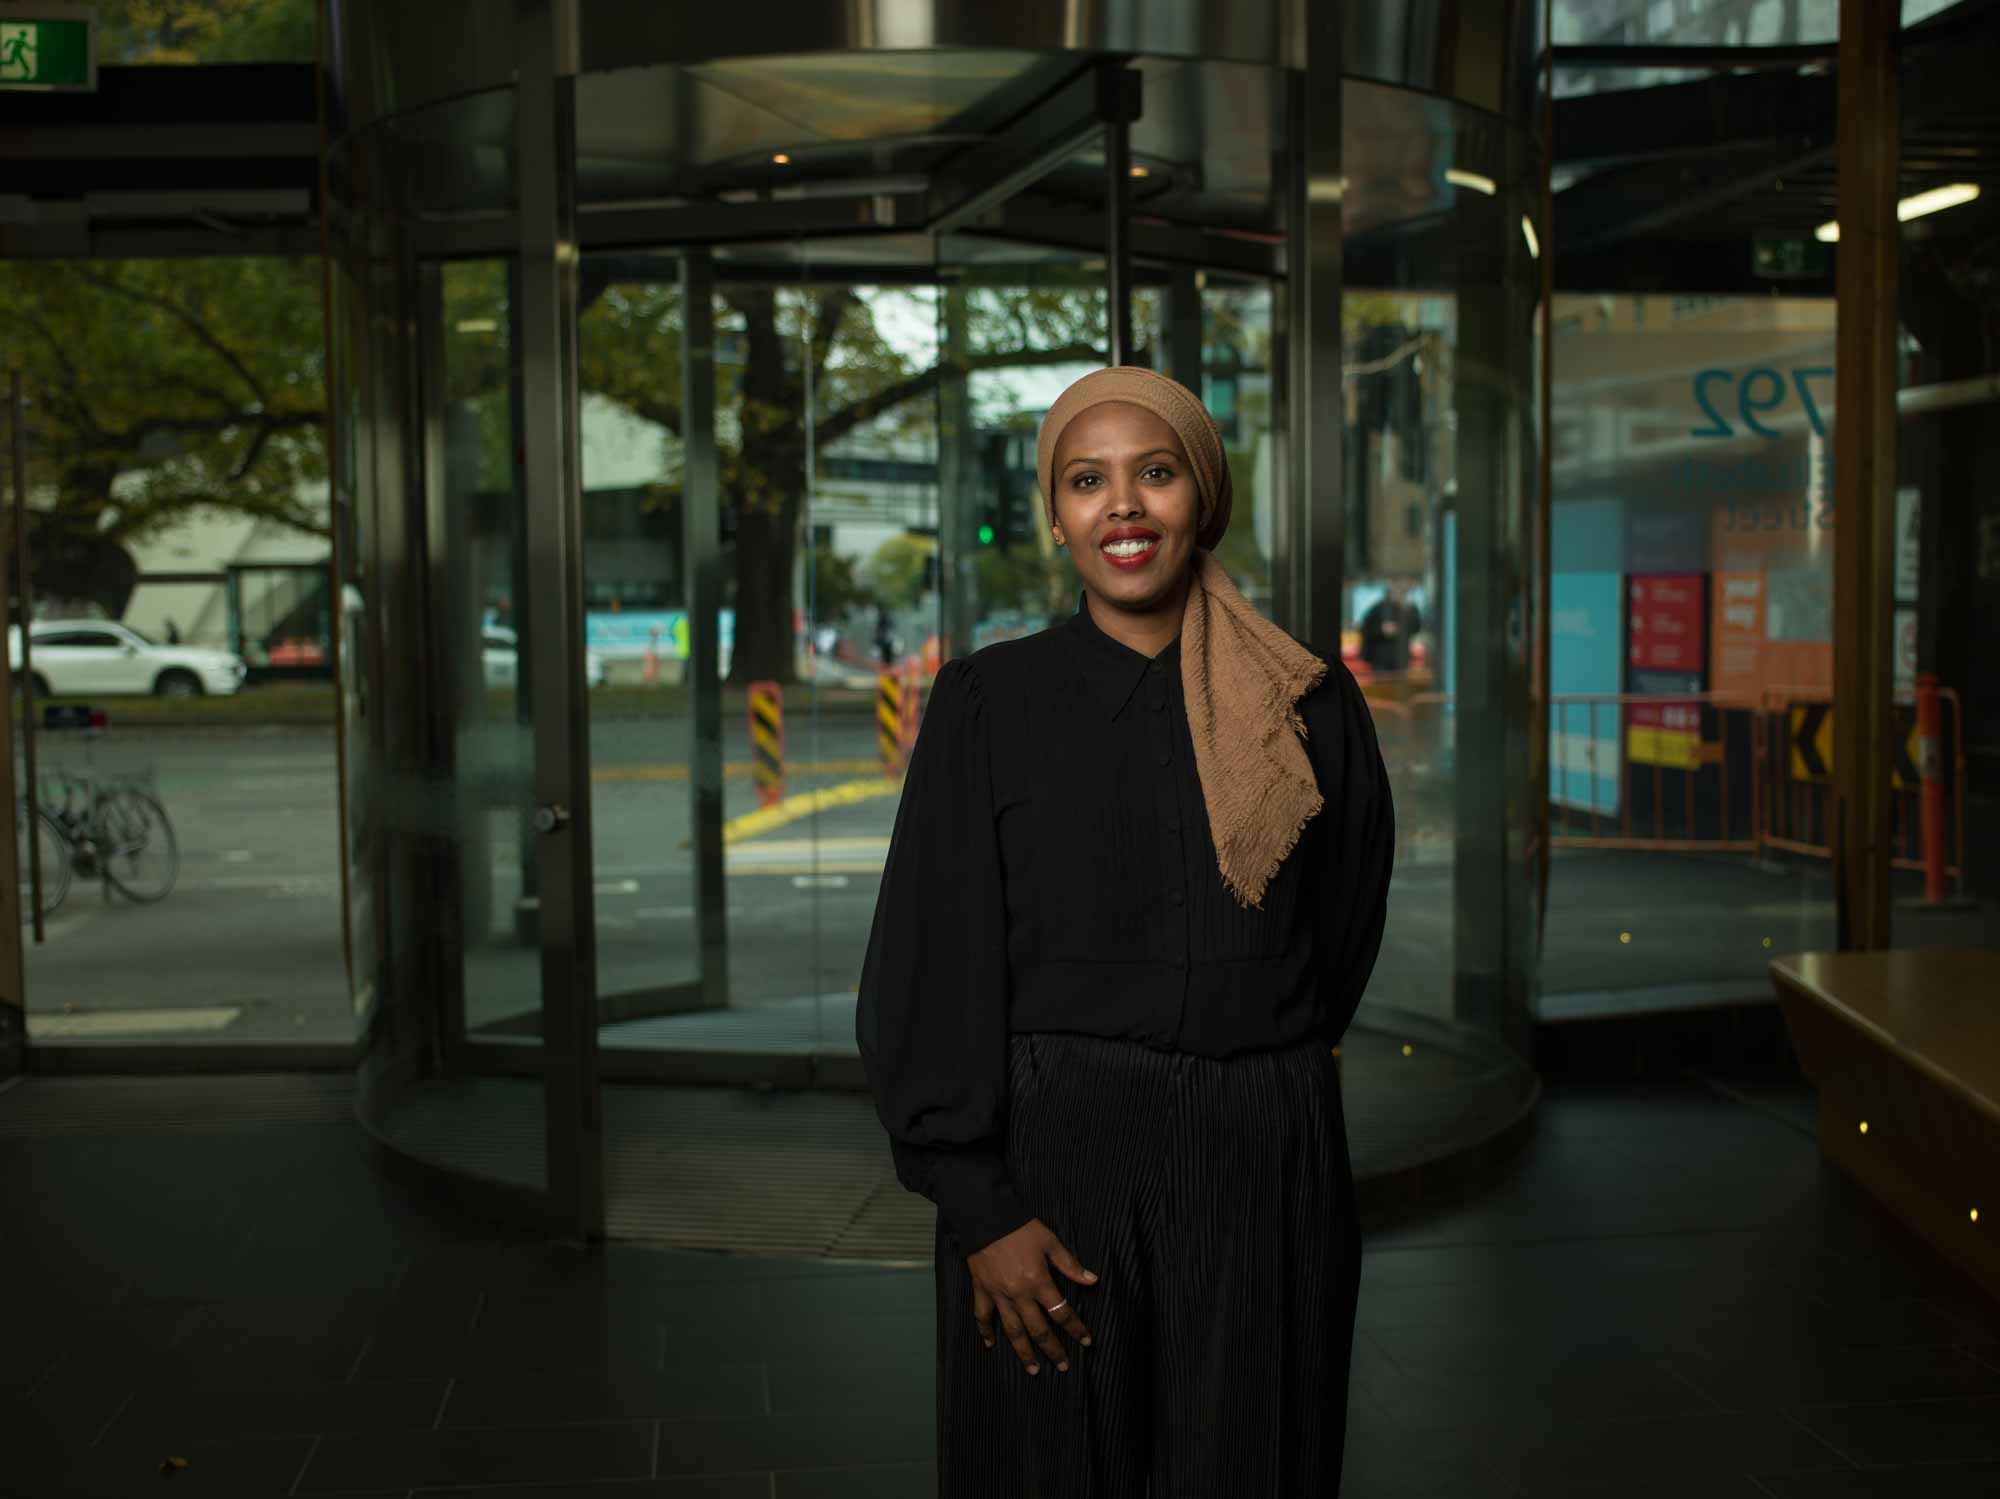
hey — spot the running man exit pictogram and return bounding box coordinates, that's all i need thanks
[0,24,38,82]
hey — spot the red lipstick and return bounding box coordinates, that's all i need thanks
[1098,525,1161,571]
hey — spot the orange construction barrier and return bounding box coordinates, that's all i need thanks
[1756,686,1966,892]
[747,680,783,808]
[877,671,905,777]
[1546,692,1758,854]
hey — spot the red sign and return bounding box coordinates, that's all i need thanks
[1629,574,1705,674]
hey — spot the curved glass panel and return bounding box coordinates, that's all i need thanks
[1342,79,1542,1038]
[326,34,1543,1236]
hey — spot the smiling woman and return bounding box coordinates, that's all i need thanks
[857,366,1394,1493]
[1049,405,1201,629]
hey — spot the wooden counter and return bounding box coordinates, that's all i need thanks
[1772,948,2000,1300]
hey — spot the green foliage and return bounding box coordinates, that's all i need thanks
[973,542,1068,620]
[575,270,1114,681]
[862,535,932,612]
[440,260,514,493]
[1,257,326,610]
[94,0,318,64]
[807,546,869,623]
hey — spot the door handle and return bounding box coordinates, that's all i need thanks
[532,803,571,835]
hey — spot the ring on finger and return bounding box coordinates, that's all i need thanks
[1045,1299,1068,1313]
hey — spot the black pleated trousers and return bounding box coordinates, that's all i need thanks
[935,1032,1362,1497]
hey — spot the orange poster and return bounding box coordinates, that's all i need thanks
[1709,507,1833,705]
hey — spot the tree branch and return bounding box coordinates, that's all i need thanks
[810,288,858,385]
[810,342,1104,452]
[65,265,271,411]
[226,411,323,482]
[0,306,106,439]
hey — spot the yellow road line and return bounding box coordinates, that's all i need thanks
[594,757,881,784]
[720,777,903,844]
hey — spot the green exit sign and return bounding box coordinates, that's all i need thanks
[0,7,96,93]
[1752,235,1832,281]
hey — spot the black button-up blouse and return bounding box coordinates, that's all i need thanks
[855,596,1395,1258]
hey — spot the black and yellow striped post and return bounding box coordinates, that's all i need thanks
[748,680,784,808]
[899,664,923,760]
[878,670,905,777]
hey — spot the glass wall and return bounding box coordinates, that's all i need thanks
[1546,294,1841,1002]
[1545,3,2000,987]
[3,256,348,1048]
[322,5,1547,1233]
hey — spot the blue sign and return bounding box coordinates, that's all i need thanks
[583,609,734,659]
[1549,572,1623,817]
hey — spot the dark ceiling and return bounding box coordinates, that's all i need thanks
[1549,0,2000,295]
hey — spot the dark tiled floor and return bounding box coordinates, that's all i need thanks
[3,1073,1998,1497]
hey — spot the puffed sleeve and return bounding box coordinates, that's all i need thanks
[856,657,1033,1259]
[1305,660,1396,1043]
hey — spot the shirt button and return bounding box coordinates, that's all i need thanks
[1149,660,1163,674]
[1166,817,1180,833]
[1156,751,1170,767]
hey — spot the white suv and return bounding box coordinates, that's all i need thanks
[8,620,249,698]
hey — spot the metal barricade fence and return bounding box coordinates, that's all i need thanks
[1757,683,1966,893]
[891,675,1969,893]
[1548,693,1762,853]
[1541,687,1968,894]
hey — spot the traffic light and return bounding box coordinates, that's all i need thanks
[976,505,998,546]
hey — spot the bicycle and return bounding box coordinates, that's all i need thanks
[17,769,179,918]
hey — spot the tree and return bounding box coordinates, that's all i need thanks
[578,268,1112,684]
[0,258,325,617]
[862,535,932,613]
[809,546,870,625]
[94,0,317,64]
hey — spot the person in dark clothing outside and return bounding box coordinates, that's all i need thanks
[856,366,1395,1495]
[874,603,897,667]
[1357,577,1423,675]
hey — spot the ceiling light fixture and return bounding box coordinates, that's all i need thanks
[1129,165,1150,179]
[1521,213,1541,259]
[1814,182,1980,242]
[1446,168,1497,196]
[771,152,792,165]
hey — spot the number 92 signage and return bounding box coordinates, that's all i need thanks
[1690,366,1834,440]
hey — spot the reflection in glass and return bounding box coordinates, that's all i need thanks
[439,260,543,1042]
[3,255,345,1045]
[574,270,701,1018]
[1546,293,1839,1002]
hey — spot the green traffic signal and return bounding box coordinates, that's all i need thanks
[977,523,996,545]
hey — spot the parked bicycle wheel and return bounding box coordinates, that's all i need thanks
[16,803,70,918]
[97,786,179,903]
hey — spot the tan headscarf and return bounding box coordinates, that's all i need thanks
[1036,366,1327,909]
